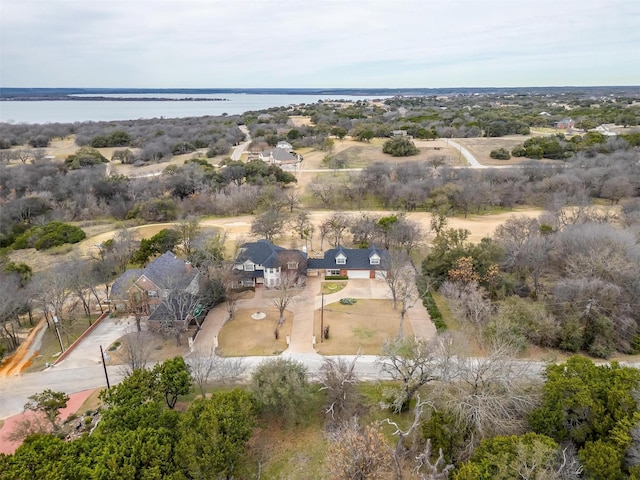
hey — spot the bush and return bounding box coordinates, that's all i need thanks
[421,290,446,331]
[325,275,348,281]
[339,298,357,305]
[13,221,86,250]
[489,147,511,160]
[382,136,419,157]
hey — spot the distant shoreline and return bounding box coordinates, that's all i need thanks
[1,96,228,102]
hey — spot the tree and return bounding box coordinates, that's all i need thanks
[251,208,287,242]
[154,356,192,409]
[319,356,361,425]
[383,136,419,157]
[119,331,154,375]
[24,389,69,432]
[377,336,440,412]
[189,346,246,398]
[176,215,200,256]
[251,358,312,425]
[383,250,415,311]
[326,418,394,480]
[174,390,255,479]
[454,433,578,480]
[271,271,300,327]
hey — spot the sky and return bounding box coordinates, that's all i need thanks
[1,0,639,88]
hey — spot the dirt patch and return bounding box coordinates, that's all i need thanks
[289,116,313,127]
[314,299,413,355]
[217,308,292,356]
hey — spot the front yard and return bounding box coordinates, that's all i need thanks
[314,299,413,355]
[217,308,292,356]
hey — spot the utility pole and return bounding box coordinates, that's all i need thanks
[320,292,324,343]
[52,316,65,353]
[100,345,111,393]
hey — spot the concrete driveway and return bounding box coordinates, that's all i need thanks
[193,276,436,356]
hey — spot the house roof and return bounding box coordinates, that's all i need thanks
[262,148,297,162]
[236,240,307,269]
[143,251,196,289]
[308,246,389,270]
[110,269,144,300]
[236,240,286,268]
[276,141,293,149]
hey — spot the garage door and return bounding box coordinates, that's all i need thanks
[348,270,370,279]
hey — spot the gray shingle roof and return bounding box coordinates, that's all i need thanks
[236,240,286,268]
[110,269,144,300]
[308,246,389,270]
[143,251,196,289]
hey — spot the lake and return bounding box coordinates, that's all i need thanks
[0,93,389,124]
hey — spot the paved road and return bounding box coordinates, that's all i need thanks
[230,125,251,161]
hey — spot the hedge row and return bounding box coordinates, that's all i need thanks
[421,290,446,331]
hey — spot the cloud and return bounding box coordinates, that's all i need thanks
[1,0,638,87]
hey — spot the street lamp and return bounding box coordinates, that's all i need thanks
[52,315,65,353]
[320,292,324,343]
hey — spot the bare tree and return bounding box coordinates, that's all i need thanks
[176,215,200,256]
[0,274,25,353]
[434,336,542,459]
[326,417,394,480]
[251,208,288,242]
[189,345,246,397]
[127,290,149,332]
[271,272,300,327]
[323,212,352,247]
[119,330,153,375]
[415,440,455,480]
[377,336,440,412]
[383,250,415,311]
[319,356,361,425]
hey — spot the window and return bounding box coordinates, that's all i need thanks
[336,254,346,265]
[287,261,299,270]
[244,263,255,271]
[148,290,158,298]
[370,257,380,265]
[328,269,341,276]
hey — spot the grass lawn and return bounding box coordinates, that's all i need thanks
[320,281,347,295]
[314,299,413,355]
[217,308,292,356]
[25,315,100,372]
[431,292,458,330]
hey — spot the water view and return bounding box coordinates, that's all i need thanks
[0,93,388,124]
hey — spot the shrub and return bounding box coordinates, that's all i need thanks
[489,147,511,160]
[382,136,419,157]
[421,290,446,331]
[325,275,348,281]
[339,298,357,305]
[13,221,86,250]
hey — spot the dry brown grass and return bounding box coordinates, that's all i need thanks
[455,136,531,166]
[217,308,292,356]
[314,299,413,355]
[106,331,190,366]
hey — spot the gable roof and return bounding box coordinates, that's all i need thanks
[308,246,389,270]
[143,251,196,289]
[110,268,144,300]
[261,148,297,162]
[236,240,307,269]
[236,240,286,268]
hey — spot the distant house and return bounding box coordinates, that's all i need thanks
[554,118,575,129]
[233,239,307,288]
[276,140,293,150]
[307,246,389,279]
[391,130,412,139]
[258,148,302,166]
[109,251,200,314]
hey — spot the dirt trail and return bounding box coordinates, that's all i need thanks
[0,319,47,377]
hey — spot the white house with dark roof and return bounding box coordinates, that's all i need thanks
[307,246,389,279]
[233,239,307,288]
[258,148,302,166]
